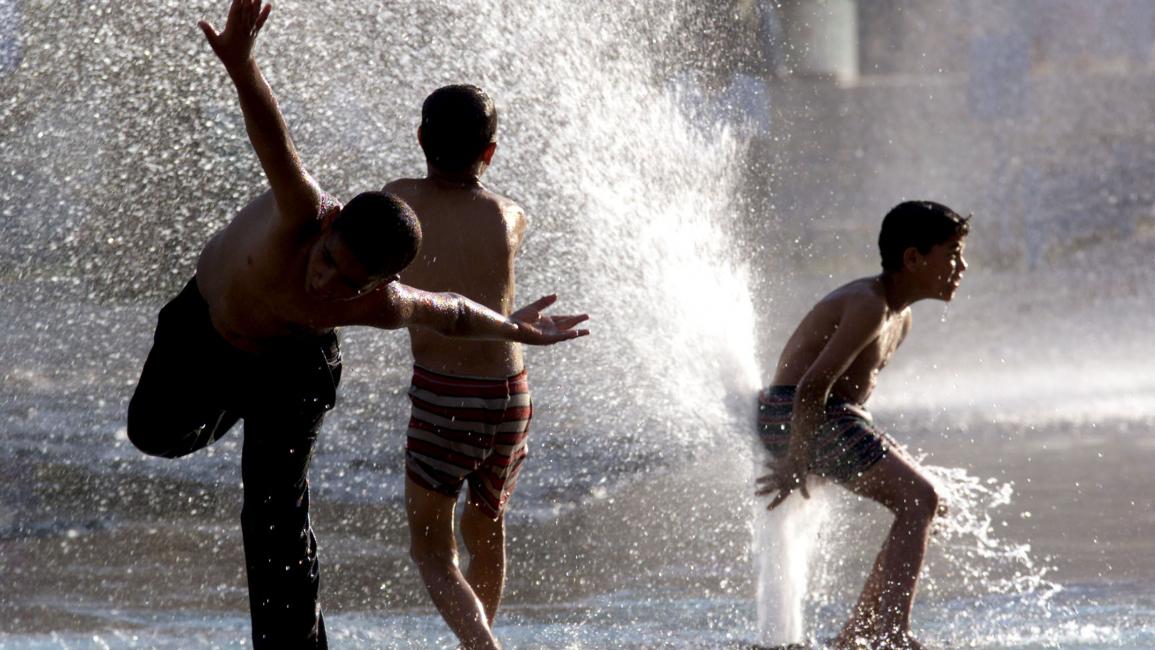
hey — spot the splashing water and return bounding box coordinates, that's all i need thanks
[920,464,1066,646]
[756,460,1070,647]
[0,0,763,476]
[753,478,833,646]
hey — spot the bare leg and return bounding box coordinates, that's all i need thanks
[833,537,890,646]
[835,453,940,649]
[460,495,507,625]
[406,478,501,650]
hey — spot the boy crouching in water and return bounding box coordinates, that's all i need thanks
[756,201,970,649]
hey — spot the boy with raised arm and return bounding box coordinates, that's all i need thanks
[382,85,552,650]
[125,3,587,649]
[756,201,969,650]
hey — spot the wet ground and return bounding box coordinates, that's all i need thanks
[2,259,1154,648]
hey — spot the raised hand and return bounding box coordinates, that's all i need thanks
[754,454,810,510]
[198,0,272,71]
[509,294,590,345]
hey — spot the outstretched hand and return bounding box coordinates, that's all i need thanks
[754,455,810,510]
[198,0,272,70]
[509,294,590,345]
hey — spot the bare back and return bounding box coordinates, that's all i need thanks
[771,276,912,405]
[385,177,526,377]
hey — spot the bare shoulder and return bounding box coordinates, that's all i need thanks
[464,188,526,249]
[822,277,888,320]
[382,177,423,200]
[900,304,914,336]
[485,189,523,213]
[471,185,519,214]
[488,190,527,229]
[787,278,887,347]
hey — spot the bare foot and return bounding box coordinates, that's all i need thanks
[829,629,872,649]
[832,611,877,649]
[879,631,929,650]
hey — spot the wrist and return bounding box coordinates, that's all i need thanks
[226,57,259,81]
[501,317,525,343]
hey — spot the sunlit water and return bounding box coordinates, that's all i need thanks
[3,1,1155,649]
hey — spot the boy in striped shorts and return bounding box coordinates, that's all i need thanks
[384,85,587,650]
[755,201,969,650]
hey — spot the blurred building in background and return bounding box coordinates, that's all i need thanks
[697,0,1155,271]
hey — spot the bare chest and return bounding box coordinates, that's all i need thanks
[198,233,327,348]
[834,315,906,401]
[865,318,905,370]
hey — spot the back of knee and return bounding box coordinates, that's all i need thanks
[461,512,505,557]
[409,541,456,573]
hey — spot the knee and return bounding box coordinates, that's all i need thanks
[126,427,174,458]
[409,537,457,574]
[125,403,178,458]
[903,480,941,523]
[461,509,505,557]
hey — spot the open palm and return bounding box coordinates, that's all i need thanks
[198,0,271,69]
[509,295,590,345]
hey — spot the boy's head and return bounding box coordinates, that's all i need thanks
[307,191,422,301]
[879,201,970,271]
[879,200,970,300]
[419,84,497,175]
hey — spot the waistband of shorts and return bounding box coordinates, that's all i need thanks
[179,276,339,361]
[761,385,863,411]
[412,363,528,386]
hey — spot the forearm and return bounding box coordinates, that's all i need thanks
[787,385,828,464]
[414,292,521,342]
[227,60,299,180]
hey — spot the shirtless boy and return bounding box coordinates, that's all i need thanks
[755,201,970,649]
[381,85,557,650]
[125,4,586,649]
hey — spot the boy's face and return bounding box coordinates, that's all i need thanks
[305,233,395,301]
[916,234,968,301]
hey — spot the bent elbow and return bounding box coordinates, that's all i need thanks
[429,293,469,337]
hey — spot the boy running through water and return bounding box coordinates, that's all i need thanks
[756,201,970,650]
[382,85,558,650]
[126,3,587,648]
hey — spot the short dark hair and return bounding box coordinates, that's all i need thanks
[879,201,970,272]
[420,84,497,174]
[330,191,422,280]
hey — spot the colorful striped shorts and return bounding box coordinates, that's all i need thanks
[757,385,893,484]
[405,365,532,519]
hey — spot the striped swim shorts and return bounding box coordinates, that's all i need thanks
[405,365,532,519]
[757,385,893,484]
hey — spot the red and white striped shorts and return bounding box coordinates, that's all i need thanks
[405,365,532,519]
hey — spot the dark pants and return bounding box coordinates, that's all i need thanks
[127,278,340,650]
